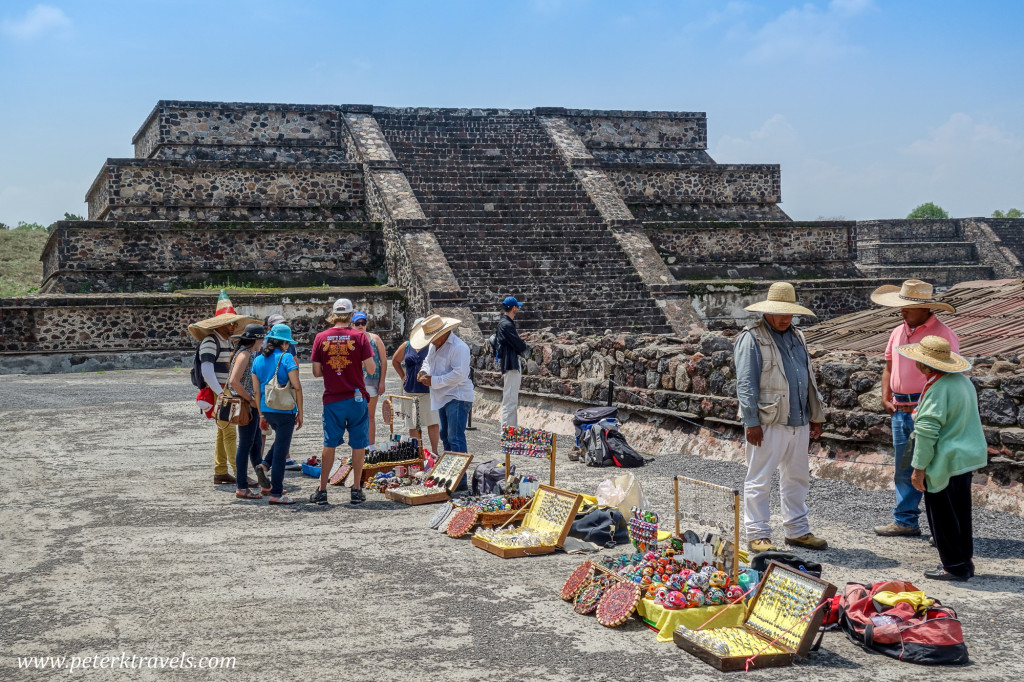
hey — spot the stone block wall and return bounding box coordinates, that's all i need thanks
[133,101,347,160]
[40,220,384,293]
[647,221,860,279]
[961,218,1024,280]
[86,159,365,222]
[0,288,406,357]
[467,330,1024,513]
[562,109,708,150]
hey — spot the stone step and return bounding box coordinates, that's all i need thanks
[856,264,994,288]
[858,241,978,265]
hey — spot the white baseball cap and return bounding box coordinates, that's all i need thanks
[333,298,354,314]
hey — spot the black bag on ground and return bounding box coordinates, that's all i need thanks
[582,427,611,467]
[472,460,514,496]
[604,429,645,468]
[568,507,630,547]
[749,551,823,578]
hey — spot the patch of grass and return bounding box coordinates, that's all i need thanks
[0,229,49,297]
[186,280,334,293]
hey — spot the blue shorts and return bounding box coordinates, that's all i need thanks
[322,398,369,449]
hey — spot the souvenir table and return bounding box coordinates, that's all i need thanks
[359,437,425,486]
[384,452,474,506]
[501,426,557,486]
[674,561,837,670]
[472,484,582,558]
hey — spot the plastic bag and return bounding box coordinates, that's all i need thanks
[596,479,627,507]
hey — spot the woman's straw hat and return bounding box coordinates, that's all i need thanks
[409,314,461,350]
[744,282,816,317]
[896,335,971,373]
[870,280,955,313]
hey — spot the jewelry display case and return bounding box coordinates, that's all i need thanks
[673,561,836,670]
[384,452,473,506]
[471,484,582,558]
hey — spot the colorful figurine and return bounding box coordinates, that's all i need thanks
[726,585,745,601]
[685,588,705,608]
[664,590,687,610]
[709,570,729,589]
[705,587,727,605]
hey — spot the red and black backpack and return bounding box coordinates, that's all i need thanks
[838,580,969,665]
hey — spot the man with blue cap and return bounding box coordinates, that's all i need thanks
[494,296,529,428]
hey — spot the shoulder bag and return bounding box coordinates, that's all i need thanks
[264,351,297,411]
[214,348,252,426]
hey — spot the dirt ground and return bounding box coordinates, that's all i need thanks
[2,367,1022,681]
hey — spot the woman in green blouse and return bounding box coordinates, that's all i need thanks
[897,335,987,582]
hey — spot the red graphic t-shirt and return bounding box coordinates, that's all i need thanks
[310,326,374,404]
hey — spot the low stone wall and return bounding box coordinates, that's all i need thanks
[646,221,859,279]
[133,100,345,159]
[86,159,364,222]
[41,220,384,293]
[468,330,1024,514]
[0,287,406,365]
[605,164,780,205]
[560,109,707,150]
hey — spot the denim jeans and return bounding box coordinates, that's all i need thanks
[235,406,263,490]
[892,409,922,528]
[263,412,295,497]
[438,399,472,454]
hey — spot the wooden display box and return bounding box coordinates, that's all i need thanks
[471,484,582,559]
[673,561,836,671]
[385,452,473,506]
[476,506,528,529]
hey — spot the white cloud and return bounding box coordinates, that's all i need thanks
[713,114,803,162]
[745,0,873,62]
[1,4,71,40]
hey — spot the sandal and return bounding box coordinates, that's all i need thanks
[235,489,263,500]
[268,495,295,505]
[254,465,271,491]
[261,487,287,496]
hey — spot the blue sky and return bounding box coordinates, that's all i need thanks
[1,0,1021,225]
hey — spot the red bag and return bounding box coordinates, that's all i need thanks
[838,581,969,665]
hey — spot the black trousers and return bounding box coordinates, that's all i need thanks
[925,472,975,577]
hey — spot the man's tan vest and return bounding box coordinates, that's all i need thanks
[744,319,825,427]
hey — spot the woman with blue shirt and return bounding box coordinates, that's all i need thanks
[252,324,303,505]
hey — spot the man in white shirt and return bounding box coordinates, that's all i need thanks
[413,315,475,454]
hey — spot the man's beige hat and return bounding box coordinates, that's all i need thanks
[870,280,955,313]
[188,313,261,341]
[896,335,971,373]
[744,282,816,316]
[409,314,461,350]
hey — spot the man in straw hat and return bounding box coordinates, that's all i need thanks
[735,282,828,552]
[187,290,260,485]
[413,314,475,455]
[896,335,985,581]
[869,280,959,538]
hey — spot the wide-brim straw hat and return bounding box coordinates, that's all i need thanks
[409,314,461,350]
[897,335,971,373]
[744,282,816,316]
[870,279,955,313]
[188,313,261,341]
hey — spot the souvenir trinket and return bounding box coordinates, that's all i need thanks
[596,581,642,627]
[561,561,595,601]
[446,507,480,538]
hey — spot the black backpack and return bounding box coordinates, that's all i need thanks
[189,334,221,389]
[582,427,645,468]
[604,429,645,468]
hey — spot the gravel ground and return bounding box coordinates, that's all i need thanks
[1,367,1022,681]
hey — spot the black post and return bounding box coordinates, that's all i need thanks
[607,377,614,407]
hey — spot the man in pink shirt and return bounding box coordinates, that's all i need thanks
[870,280,958,537]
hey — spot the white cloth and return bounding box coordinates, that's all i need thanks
[743,423,811,539]
[403,391,440,429]
[421,333,475,412]
[501,369,521,427]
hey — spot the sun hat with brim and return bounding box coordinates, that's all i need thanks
[744,282,816,317]
[188,313,261,341]
[870,279,955,313]
[897,335,971,374]
[409,314,461,350]
[266,323,296,344]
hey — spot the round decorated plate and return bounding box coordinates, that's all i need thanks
[573,581,606,615]
[429,501,454,530]
[596,581,642,627]
[329,463,352,486]
[445,507,479,538]
[561,561,595,601]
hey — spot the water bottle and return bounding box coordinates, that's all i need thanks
[354,389,363,403]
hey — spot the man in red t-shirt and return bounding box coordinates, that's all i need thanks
[309,298,376,505]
